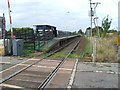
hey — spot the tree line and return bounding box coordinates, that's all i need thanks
[77,15,117,37]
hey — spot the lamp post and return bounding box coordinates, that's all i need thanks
[93,17,100,38]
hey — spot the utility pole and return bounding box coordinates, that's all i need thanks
[89,0,93,51]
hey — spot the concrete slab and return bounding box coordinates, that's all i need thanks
[73,62,119,88]
[0,56,28,71]
[77,62,119,74]
[73,72,118,88]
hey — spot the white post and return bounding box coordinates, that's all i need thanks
[7,0,14,55]
[93,37,96,62]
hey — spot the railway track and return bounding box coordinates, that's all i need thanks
[0,37,80,90]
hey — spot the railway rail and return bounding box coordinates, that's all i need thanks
[0,37,81,90]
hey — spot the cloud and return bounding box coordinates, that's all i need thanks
[0,0,119,32]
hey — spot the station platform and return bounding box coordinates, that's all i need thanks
[54,35,79,40]
[36,35,80,52]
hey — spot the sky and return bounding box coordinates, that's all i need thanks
[0,0,119,32]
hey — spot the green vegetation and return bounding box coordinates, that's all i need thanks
[7,27,32,33]
[83,36,117,62]
[96,37,117,62]
[38,51,83,59]
[22,43,36,57]
[40,52,50,57]
[73,29,84,35]
[50,52,68,58]
[85,15,117,38]
[68,53,83,58]
[83,37,93,62]
[50,52,82,58]
[84,41,92,56]
[102,15,112,37]
[21,43,84,59]
[77,29,84,35]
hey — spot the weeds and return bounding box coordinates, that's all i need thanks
[50,52,68,58]
[83,36,117,62]
[22,43,36,57]
[83,38,93,62]
[96,37,117,62]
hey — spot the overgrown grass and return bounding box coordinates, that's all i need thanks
[50,52,83,58]
[68,53,83,58]
[50,52,68,58]
[38,51,83,59]
[40,52,50,57]
[83,37,93,62]
[96,37,117,62]
[83,36,118,62]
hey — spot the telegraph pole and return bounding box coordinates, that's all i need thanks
[89,0,93,51]
[89,0,93,38]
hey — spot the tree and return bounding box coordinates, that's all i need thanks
[73,31,77,34]
[108,29,117,33]
[92,26,103,37]
[7,27,32,33]
[78,29,84,35]
[97,26,103,37]
[102,15,112,37]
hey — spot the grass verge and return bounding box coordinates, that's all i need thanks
[83,36,118,63]
[83,37,93,62]
[96,37,118,62]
